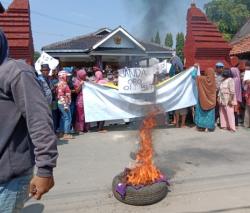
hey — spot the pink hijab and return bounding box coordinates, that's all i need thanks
[74,69,86,92]
[231,67,242,103]
[77,69,87,81]
[95,71,107,84]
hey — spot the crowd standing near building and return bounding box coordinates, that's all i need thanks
[1,26,250,211]
[32,55,250,138]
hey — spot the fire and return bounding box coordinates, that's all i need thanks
[126,110,162,186]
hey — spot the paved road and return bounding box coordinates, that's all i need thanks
[22,125,250,213]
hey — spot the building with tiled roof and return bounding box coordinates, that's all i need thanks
[0,0,34,65]
[42,26,174,68]
[184,3,231,71]
[230,19,250,59]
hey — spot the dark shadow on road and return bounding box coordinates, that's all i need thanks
[183,205,250,213]
[159,147,248,168]
[57,139,69,146]
[21,203,44,213]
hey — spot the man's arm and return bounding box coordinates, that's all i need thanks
[11,69,58,199]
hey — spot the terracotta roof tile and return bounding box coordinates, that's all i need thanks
[230,36,250,55]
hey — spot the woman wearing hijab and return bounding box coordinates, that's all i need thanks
[95,70,107,84]
[218,69,237,132]
[74,69,89,133]
[94,71,107,132]
[193,67,216,131]
[57,70,74,139]
[231,67,242,126]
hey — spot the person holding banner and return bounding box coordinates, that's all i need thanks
[95,70,108,85]
[74,69,89,133]
[170,56,186,127]
[192,67,216,132]
[95,70,108,132]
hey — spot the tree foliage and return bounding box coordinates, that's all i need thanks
[204,0,250,40]
[235,0,250,10]
[154,31,161,44]
[34,51,41,62]
[165,33,173,48]
[176,32,185,62]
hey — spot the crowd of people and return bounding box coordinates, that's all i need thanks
[38,64,119,139]
[191,59,250,132]
[1,27,250,212]
[37,57,250,140]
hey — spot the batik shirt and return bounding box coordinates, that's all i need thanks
[57,82,71,109]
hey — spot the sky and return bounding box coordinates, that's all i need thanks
[2,0,210,52]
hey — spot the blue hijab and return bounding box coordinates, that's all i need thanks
[0,30,8,65]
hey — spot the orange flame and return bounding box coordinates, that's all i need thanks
[126,110,162,186]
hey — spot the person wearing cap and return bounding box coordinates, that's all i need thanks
[38,63,52,105]
[215,62,224,91]
[40,63,50,79]
[56,70,74,139]
[218,69,237,132]
[215,62,224,126]
[0,30,58,212]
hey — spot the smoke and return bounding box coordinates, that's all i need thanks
[124,0,210,44]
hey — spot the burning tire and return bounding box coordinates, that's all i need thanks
[112,173,169,206]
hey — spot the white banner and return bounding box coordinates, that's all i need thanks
[35,51,59,75]
[244,70,250,81]
[153,60,172,74]
[118,67,154,94]
[84,67,197,122]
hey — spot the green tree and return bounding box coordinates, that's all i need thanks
[165,33,173,48]
[176,32,185,62]
[235,0,250,10]
[154,31,161,45]
[205,0,250,40]
[34,51,41,62]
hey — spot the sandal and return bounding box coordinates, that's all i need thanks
[63,134,75,139]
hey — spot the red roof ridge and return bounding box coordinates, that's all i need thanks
[0,0,34,65]
[8,0,29,11]
[184,3,231,70]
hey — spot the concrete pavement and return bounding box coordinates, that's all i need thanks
[22,125,250,213]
